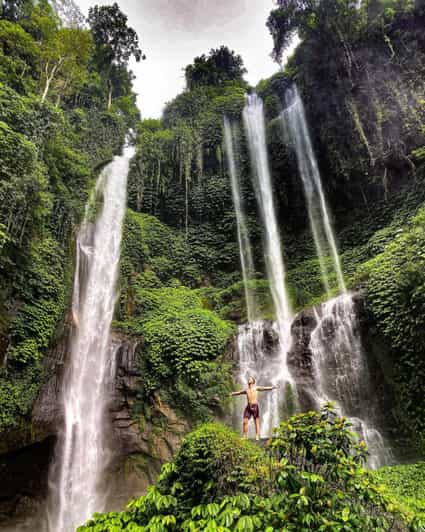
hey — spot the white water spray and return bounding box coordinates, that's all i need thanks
[46,142,135,531]
[282,86,345,294]
[309,293,391,468]
[224,117,257,322]
[233,321,296,437]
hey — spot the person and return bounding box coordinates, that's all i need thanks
[230,376,278,440]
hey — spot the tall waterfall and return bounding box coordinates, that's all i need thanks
[239,93,294,434]
[46,142,135,531]
[243,94,292,332]
[223,117,257,322]
[280,87,390,466]
[282,86,345,294]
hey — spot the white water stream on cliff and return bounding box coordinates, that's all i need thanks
[46,142,135,531]
[282,85,345,295]
[241,93,295,433]
[224,117,257,322]
[231,93,390,466]
[309,293,392,468]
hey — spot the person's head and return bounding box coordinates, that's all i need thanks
[248,376,255,386]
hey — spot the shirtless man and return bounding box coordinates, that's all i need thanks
[230,376,278,440]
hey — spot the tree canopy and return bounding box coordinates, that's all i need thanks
[87,2,145,108]
[184,45,247,90]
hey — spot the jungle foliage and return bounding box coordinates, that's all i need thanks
[79,406,420,531]
[116,209,235,422]
[373,462,425,522]
[0,0,139,435]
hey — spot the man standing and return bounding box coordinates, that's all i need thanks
[230,376,278,440]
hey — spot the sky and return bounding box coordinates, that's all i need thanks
[76,0,288,118]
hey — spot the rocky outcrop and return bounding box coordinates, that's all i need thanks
[0,331,189,528]
[106,337,189,509]
[287,307,318,412]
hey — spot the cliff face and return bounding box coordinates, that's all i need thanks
[0,289,406,530]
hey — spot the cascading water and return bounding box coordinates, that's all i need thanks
[223,117,257,322]
[236,93,295,435]
[282,85,345,294]
[243,94,292,335]
[46,141,135,532]
[280,87,390,466]
[309,293,392,468]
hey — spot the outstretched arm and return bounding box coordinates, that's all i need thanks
[257,385,278,392]
[229,389,246,397]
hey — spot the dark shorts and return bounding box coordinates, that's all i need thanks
[243,403,259,420]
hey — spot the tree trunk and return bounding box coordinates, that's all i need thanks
[107,80,113,110]
[41,75,53,102]
[41,60,62,103]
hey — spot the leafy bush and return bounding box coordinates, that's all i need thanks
[78,407,410,531]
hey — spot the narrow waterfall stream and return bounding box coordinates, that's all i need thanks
[223,117,257,322]
[282,85,345,294]
[243,94,292,333]
[309,294,392,468]
[46,142,135,532]
[280,87,391,467]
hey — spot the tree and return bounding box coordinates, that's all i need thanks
[87,2,145,109]
[0,20,40,92]
[0,0,32,22]
[185,45,247,90]
[267,0,363,63]
[40,27,92,103]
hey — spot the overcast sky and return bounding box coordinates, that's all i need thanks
[76,0,290,118]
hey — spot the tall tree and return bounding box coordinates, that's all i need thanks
[87,2,145,109]
[40,27,92,102]
[267,0,363,63]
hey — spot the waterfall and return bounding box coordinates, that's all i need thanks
[243,94,292,332]
[309,293,392,468]
[46,141,135,531]
[280,87,390,466]
[223,117,257,322]
[237,93,295,434]
[282,86,345,294]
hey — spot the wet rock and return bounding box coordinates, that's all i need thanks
[0,330,190,528]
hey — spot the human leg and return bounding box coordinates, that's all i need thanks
[255,417,260,440]
[243,416,249,439]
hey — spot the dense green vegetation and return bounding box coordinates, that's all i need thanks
[2,0,425,529]
[79,406,422,531]
[373,462,425,522]
[0,0,139,436]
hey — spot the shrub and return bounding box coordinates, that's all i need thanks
[78,407,410,531]
[373,462,425,525]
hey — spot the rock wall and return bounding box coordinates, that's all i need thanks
[0,329,189,529]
